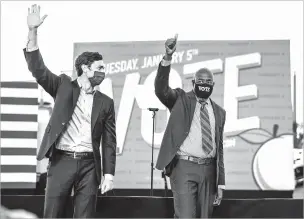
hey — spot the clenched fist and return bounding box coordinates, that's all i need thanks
[165,34,178,58]
[27,4,47,30]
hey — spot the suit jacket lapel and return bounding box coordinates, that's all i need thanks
[91,92,103,132]
[72,79,103,132]
[187,91,197,126]
[210,99,220,146]
[72,80,81,110]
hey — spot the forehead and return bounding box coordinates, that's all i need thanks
[195,71,213,80]
[91,60,105,67]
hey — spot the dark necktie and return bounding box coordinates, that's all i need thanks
[200,101,213,155]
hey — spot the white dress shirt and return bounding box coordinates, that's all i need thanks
[56,77,95,152]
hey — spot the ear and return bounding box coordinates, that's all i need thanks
[212,82,215,86]
[192,79,195,86]
[81,64,89,73]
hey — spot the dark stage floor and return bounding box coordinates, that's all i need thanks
[1,195,303,218]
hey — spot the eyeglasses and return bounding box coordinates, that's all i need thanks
[194,79,213,85]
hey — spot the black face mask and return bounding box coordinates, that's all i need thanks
[194,83,213,99]
[88,71,105,87]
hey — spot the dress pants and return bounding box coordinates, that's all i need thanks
[170,159,216,218]
[43,153,99,218]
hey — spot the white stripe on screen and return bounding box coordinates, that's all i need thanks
[1,155,37,165]
[1,105,38,114]
[1,88,39,98]
[0,173,37,183]
[0,139,38,148]
[1,121,38,132]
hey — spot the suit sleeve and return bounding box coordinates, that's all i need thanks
[23,48,61,98]
[154,60,179,110]
[102,99,117,176]
[218,111,226,186]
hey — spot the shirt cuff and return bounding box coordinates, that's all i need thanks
[26,46,39,52]
[218,185,225,189]
[161,59,171,67]
[104,174,114,181]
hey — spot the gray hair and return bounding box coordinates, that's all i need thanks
[193,68,213,80]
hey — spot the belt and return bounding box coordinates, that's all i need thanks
[177,155,215,165]
[56,149,94,159]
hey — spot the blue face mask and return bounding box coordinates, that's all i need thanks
[88,71,105,87]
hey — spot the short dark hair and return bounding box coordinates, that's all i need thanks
[75,52,103,77]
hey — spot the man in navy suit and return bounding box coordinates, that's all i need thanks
[155,35,226,218]
[24,4,116,218]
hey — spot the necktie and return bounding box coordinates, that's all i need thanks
[85,87,95,94]
[200,101,213,155]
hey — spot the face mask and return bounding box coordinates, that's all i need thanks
[194,83,213,99]
[88,71,105,87]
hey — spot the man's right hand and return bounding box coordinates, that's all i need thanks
[27,4,47,30]
[26,4,47,51]
[164,34,178,60]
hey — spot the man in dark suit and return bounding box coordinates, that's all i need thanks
[155,35,226,218]
[24,5,116,218]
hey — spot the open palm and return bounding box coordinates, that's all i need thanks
[27,4,47,29]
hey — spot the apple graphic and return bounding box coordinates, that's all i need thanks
[229,125,297,190]
[252,133,295,190]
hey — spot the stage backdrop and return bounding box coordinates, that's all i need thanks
[72,40,294,190]
[0,40,295,191]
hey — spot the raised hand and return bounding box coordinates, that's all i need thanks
[27,4,47,30]
[165,34,178,57]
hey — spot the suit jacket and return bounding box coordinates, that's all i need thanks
[23,49,117,184]
[154,63,226,186]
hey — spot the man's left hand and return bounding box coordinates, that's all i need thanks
[100,178,114,194]
[213,187,224,206]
